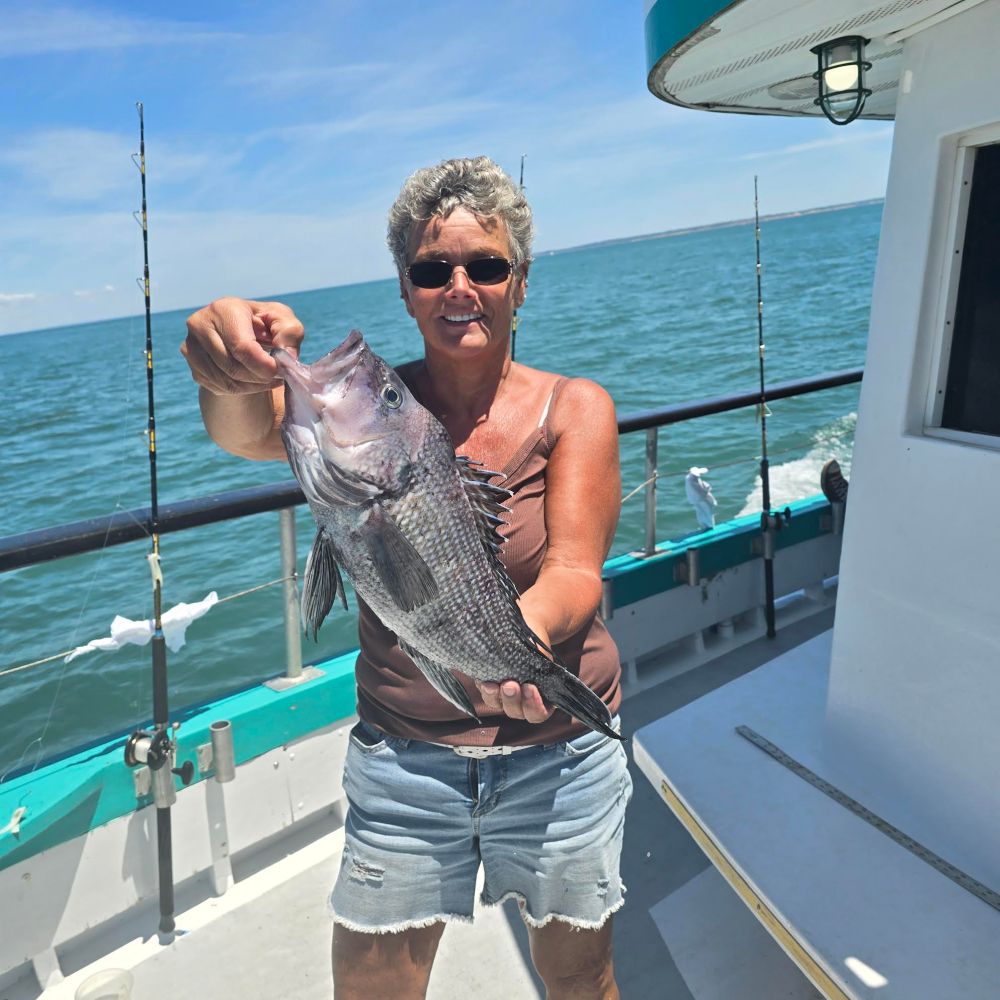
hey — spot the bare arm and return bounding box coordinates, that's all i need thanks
[520,378,620,641]
[181,297,304,460]
[478,378,621,722]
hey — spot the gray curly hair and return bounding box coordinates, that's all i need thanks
[387,156,534,275]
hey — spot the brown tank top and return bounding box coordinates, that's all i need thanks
[353,373,622,746]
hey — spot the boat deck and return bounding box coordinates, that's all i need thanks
[10,610,833,1000]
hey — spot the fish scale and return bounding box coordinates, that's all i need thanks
[273,330,622,741]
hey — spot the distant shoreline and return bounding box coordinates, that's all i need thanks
[539,198,884,257]
[1,198,884,338]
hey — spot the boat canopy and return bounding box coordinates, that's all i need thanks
[644,0,983,120]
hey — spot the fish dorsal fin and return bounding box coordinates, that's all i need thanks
[398,639,482,723]
[455,454,513,553]
[454,456,557,661]
[365,505,439,613]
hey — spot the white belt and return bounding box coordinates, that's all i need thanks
[441,744,533,758]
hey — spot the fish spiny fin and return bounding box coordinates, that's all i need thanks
[454,456,557,659]
[365,506,439,613]
[456,456,513,519]
[455,455,518,593]
[398,639,482,723]
[301,528,348,639]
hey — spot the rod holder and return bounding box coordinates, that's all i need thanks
[279,508,303,679]
[686,548,701,586]
[643,428,658,557]
[672,548,701,586]
[831,500,845,535]
[210,720,236,783]
[600,578,614,621]
[151,757,177,808]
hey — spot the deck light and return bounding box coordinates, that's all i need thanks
[811,36,871,125]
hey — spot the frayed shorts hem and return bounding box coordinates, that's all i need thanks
[330,909,474,935]
[480,888,627,931]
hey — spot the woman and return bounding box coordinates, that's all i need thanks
[182,156,630,1000]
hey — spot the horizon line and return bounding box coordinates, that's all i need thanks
[1,197,884,338]
[541,197,885,256]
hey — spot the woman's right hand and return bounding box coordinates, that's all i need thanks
[181,297,304,396]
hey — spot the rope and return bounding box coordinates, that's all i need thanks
[216,576,294,604]
[621,473,657,505]
[0,575,295,681]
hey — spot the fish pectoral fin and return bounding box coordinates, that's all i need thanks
[301,528,348,639]
[399,640,481,723]
[365,507,438,613]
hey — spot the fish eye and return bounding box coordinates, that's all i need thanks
[381,384,403,409]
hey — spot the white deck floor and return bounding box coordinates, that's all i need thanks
[8,610,835,1000]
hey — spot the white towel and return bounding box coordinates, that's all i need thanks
[64,592,219,662]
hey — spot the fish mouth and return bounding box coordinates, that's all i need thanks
[272,330,366,413]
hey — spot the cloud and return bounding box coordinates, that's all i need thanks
[259,98,506,145]
[0,205,394,335]
[0,292,36,304]
[738,124,893,161]
[0,128,241,204]
[0,4,238,58]
[235,62,391,97]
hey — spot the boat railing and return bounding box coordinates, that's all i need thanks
[0,367,861,682]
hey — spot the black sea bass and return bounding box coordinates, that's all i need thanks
[273,330,621,741]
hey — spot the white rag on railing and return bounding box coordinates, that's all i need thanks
[64,592,219,662]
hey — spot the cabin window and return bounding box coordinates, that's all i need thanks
[939,142,1000,438]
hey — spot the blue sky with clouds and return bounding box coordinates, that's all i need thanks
[0,1,894,335]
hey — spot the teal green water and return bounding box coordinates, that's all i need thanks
[0,202,879,777]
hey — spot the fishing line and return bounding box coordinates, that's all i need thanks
[753,177,786,639]
[510,153,526,362]
[3,232,151,782]
[4,509,126,782]
[0,578,295,706]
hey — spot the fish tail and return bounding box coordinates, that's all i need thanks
[541,667,624,742]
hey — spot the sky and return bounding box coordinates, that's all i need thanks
[0,1,894,335]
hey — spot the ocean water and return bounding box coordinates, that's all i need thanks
[0,202,879,777]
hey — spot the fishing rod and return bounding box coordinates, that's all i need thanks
[511,153,526,362]
[123,101,192,941]
[753,176,789,640]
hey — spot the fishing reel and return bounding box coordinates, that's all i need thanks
[761,506,792,532]
[125,725,194,807]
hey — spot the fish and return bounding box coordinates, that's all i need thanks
[272,329,621,742]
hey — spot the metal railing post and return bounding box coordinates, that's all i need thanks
[279,509,303,679]
[644,428,658,557]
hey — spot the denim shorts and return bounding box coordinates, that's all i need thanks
[330,717,632,933]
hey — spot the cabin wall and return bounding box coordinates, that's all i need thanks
[827,0,1000,889]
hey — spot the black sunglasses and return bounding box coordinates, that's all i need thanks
[405,256,513,289]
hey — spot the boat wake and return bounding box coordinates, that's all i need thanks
[738,412,855,516]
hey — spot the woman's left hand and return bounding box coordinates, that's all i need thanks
[475,608,556,724]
